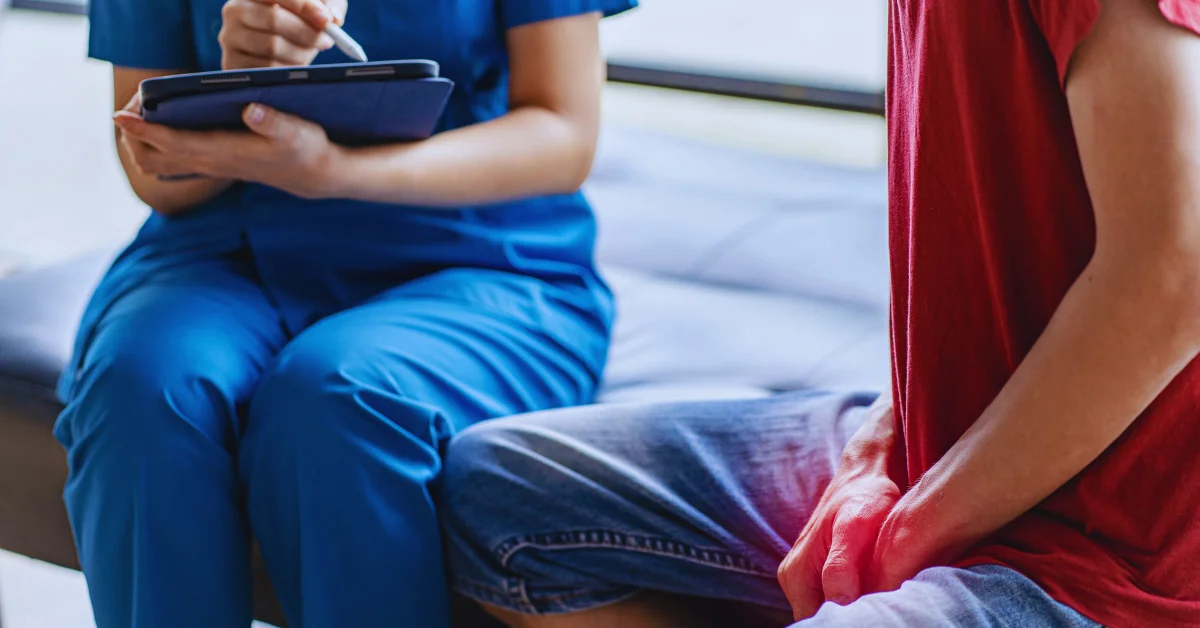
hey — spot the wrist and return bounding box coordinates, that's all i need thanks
[886,483,975,566]
[839,400,897,470]
[312,144,355,200]
[313,143,421,205]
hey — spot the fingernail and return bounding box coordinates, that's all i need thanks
[318,34,334,50]
[831,596,852,605]
[246,104,265,124]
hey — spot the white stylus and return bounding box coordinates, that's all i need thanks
[325,23,368,62]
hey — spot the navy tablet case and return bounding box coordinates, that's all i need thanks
[141,62,455,145]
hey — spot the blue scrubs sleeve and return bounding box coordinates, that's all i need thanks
[88,0,197,70]
[500,0,637,30]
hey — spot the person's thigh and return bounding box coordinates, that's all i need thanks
[54,254,286,628]
[799,565,1100,628]
[58,254,286,450]
[239,268,602,628]
[440,390,875,618]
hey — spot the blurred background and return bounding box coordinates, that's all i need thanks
[0,1,885,625]
[0,1,886,268]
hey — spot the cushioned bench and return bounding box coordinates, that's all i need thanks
[0,127,888,626]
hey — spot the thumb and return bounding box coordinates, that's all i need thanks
[821,510,874,606]
[778,533,827,621]
[122,91,143,114]
[243,104,299,141]
[821,547,861,606]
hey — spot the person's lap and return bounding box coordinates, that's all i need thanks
[440,392,1099,627]
[55,249,600,627]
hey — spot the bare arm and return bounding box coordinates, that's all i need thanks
[111,69,235,215]
[875,0,1200,584]
[321,12,605,206]
[115,11,606,208]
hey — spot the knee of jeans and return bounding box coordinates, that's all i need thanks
[246,335,447,459]
[440,421,544,543]
[56,339,238,456]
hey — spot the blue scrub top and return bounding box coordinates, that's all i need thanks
[65,0,636,400]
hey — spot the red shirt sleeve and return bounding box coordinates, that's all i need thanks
[1025,0,1102,86]
[1160,0,1200,33]
[1028,0,1200,87]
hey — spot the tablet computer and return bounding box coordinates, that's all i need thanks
[139,60,454,145]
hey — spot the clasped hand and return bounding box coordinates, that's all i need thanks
[776,398,929,621]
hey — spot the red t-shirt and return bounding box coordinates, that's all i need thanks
[888,1,1200,626]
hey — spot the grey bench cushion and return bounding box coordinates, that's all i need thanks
[587,129,889,401]
[0,127,889,423]
[0,252,109,411]
[588,128,889,310]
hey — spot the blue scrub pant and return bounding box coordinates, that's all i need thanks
[53,250,601,628]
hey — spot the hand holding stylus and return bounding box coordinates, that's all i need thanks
[218,0,361,70]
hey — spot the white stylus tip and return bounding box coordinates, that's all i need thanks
[325,23,368,62]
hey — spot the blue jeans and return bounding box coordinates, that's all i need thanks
[441,391,1101,627]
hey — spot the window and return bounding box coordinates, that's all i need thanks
[599,1,887,168]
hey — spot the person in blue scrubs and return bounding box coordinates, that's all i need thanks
[53,0,634,625]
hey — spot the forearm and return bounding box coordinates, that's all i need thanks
[892,251,1200,560]
[117,130,234,215]
[324,106,596,207]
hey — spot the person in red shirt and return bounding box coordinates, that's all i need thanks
[439,0,1200,625]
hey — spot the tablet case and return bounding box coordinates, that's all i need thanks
[143,78,455,145]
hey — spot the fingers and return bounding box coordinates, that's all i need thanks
[113,103,312,181]
[778,532,827,621]
[220,29,318,68]
[121,133,189,178]
[223,0,333,50]
[820,510,870,606]
[113,112,173,150]
[117,122,185,177]
[242,104,306,144]
[219,15,328,67]
[114,115,215,177]
[823,491,900,605]
[120,91,143,114]
[261,0,334,30]
[219,0,333,69]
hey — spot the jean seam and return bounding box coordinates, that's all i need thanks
[453,578,643,617]
[509,576,537,614]
[453,575,509,597]
[455,571,640,604]
[453,579,528,614]
[493,528,772,578]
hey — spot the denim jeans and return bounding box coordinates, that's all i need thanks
[440,391,1101,627]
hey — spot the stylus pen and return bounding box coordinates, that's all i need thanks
[325,23,368,62]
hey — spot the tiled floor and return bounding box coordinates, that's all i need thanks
[0,5,884,627]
